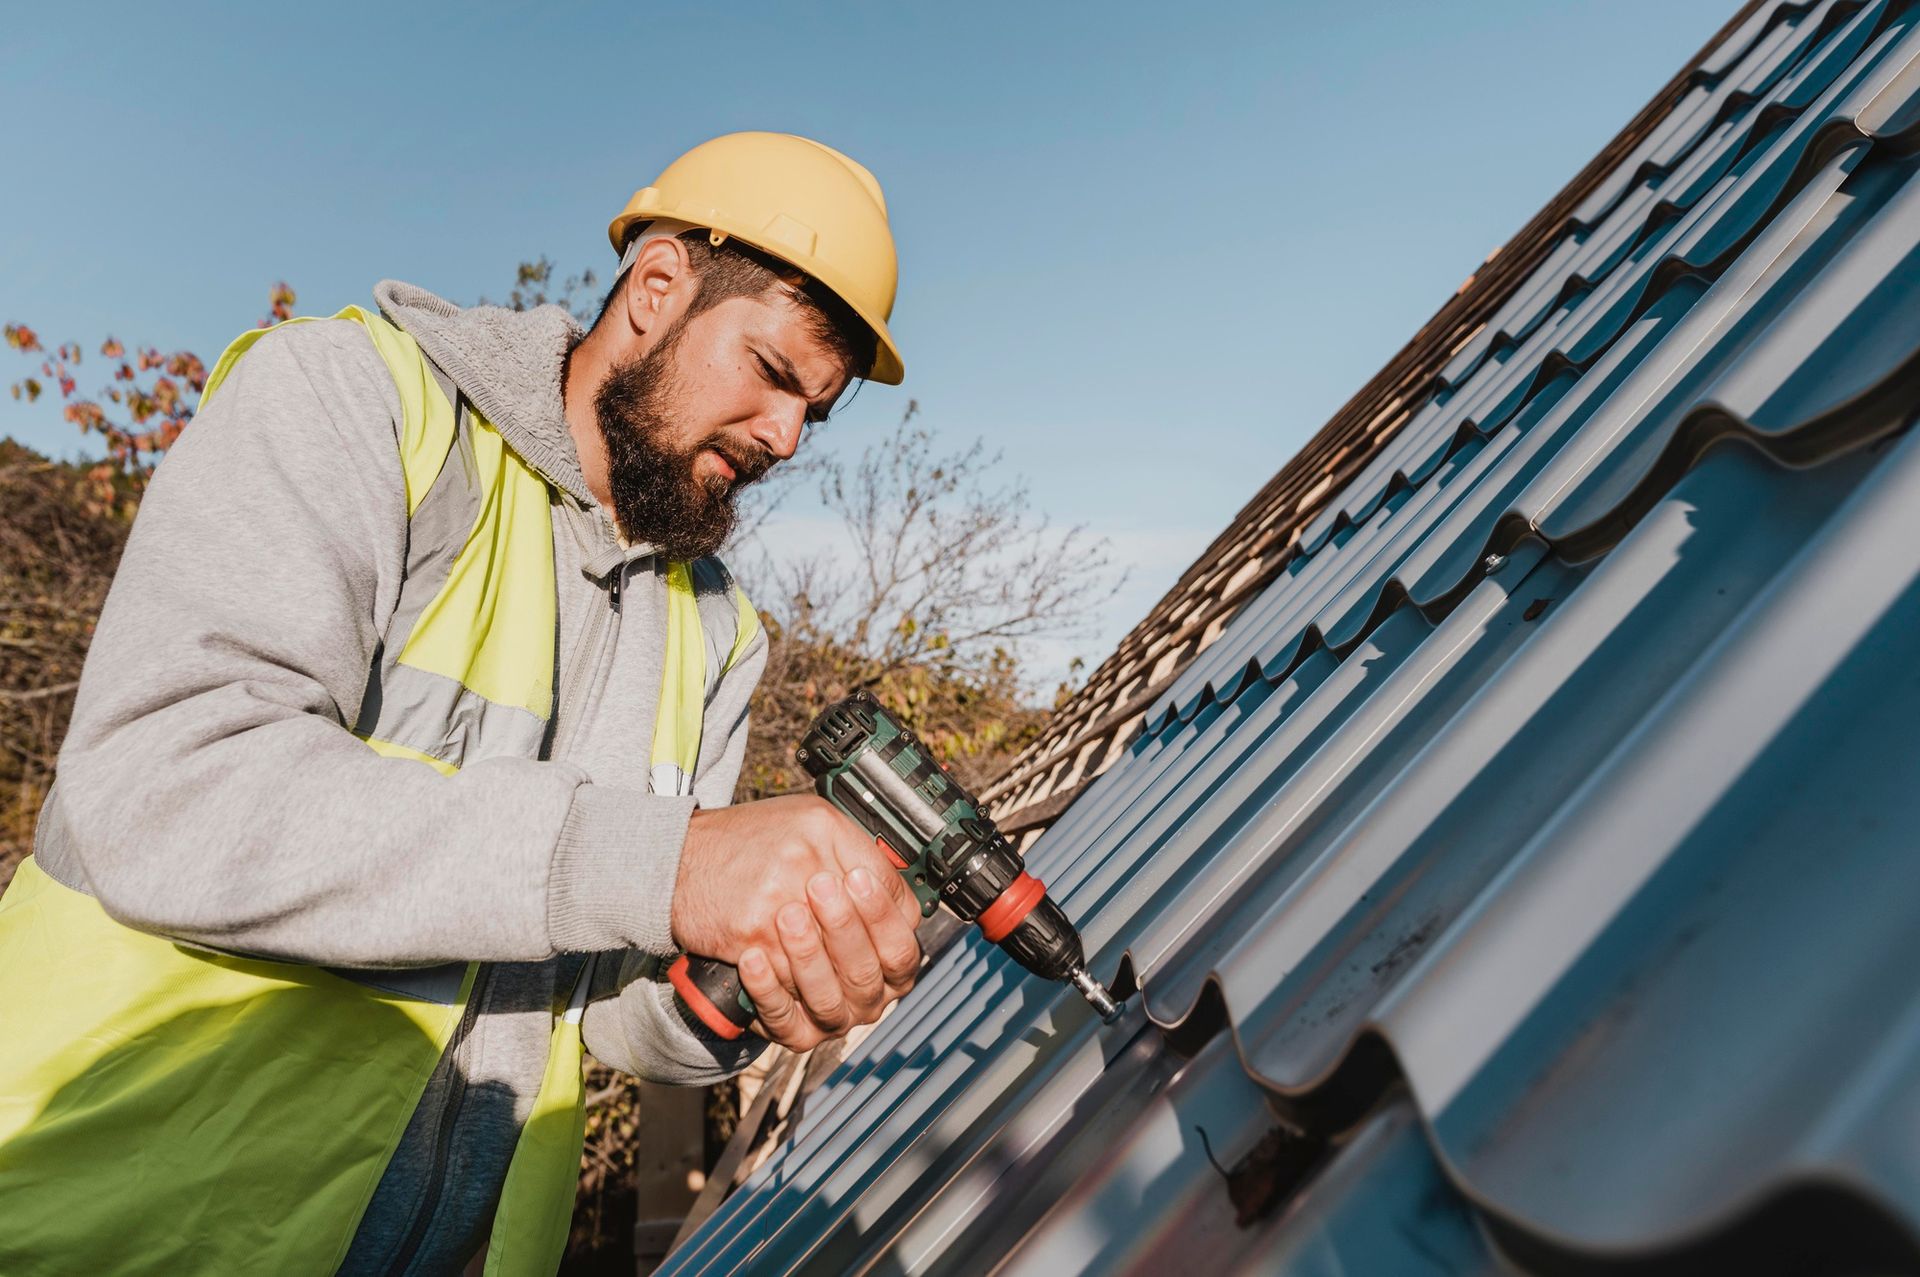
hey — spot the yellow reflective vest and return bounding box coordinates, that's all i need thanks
[0,308,756,1275]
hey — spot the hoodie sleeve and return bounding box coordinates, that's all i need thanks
[542,591,769,960]
[40,319,695,967]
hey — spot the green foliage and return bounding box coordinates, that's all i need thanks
[484,257,601,326]
[741,613,1049,803]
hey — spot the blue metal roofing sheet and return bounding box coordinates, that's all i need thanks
[660,2,1920,1271]
[1159,0,1920,727]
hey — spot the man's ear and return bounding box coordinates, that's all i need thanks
[619,235,693,338]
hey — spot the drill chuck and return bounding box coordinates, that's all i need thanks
[993,895,1121,1024]
[973,896,1122,1022]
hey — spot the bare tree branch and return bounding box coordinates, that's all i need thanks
[0,682,79,703]
[731,404,1124,802]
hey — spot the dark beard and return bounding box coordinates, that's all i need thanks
[592,324,772,561]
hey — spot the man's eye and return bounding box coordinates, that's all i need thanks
[757,351,830,424]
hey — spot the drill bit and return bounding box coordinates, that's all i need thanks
[1069,964,1122,1024]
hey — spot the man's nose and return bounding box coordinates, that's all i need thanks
[749,399,807,461]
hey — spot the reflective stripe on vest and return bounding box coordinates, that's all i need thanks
[206,308,559,775]
[0,307,753,1277]
[651,557,760,796]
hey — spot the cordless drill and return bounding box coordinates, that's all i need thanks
[668,689,1121,1039]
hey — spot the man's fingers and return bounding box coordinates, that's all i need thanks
[865,842,929,934]
[752,932,795,995]
[777,901,852,1035]
[821,816,923,933]
[807,873,887,1017]
[875,853,923,931]
[739,947,818,1052]
[847,867,921,996]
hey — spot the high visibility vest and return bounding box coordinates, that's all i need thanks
[0,309,758,1276]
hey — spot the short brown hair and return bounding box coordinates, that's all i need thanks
[600,226,878,383]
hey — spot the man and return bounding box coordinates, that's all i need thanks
[0,132,915,1275]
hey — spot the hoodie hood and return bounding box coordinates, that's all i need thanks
[374,279,594,504]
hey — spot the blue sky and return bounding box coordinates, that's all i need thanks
[1,0,1737,684]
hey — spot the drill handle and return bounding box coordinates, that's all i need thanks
[667,953,757,1040]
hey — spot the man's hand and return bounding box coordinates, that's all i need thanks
[671,794,923,1051]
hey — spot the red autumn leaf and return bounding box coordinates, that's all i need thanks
[16,281,292,481]
[167,351,205,389]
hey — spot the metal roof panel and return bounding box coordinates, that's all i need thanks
[659,6,1920,1271]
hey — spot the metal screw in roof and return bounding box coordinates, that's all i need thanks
[1484,552,1506,573]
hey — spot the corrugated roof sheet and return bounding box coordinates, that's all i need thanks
[662,3,1920,1271]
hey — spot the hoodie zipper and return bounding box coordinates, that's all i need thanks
[548,564,620,762]
[549,529,638,761]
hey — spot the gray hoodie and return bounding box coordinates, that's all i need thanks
[34,281,767,1273]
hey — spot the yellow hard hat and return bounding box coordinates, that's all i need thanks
[608,132,904,385]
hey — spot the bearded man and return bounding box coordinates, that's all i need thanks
[0,133,915,1276]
